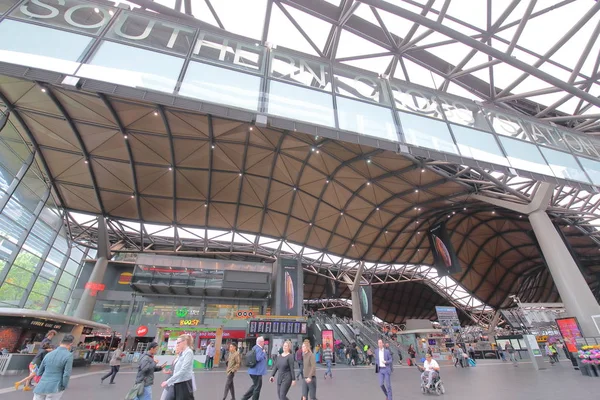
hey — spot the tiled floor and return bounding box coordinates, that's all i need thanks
[1,359,598,400]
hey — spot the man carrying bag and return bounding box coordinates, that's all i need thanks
[126,343,165,400]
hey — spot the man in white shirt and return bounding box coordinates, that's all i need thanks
[419,353,440,388]
[374,339,392,400]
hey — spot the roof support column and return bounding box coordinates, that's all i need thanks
[73,216,111,320]
[349,262,365,323]
[475,183,600,336]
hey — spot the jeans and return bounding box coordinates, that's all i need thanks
[296,361,304,379]
[508,352,518,365]
[134,386,152,400]
[207,357,214,369]
[378,367,392,400]
[325,360,332,377]
[223,372,235,400]
[101,365,120,383]
[241,374,262,400]
[33,393,64,400]
[301,376,317,400]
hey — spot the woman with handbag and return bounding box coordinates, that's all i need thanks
[161,334,195,400]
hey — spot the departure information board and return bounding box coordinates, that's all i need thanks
[248,320,307,335]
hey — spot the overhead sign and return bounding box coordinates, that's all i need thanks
[236,311,253,319]
[435,306,461,334]
[136,326,149,336]
[428,222,461,276]
[248,319,307,335]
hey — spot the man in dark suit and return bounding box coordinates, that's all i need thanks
[374,339,393,400]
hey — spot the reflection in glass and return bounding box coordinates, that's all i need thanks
[498,137,553,176]
[452,125,509,166]
[390,83,444,120]
[337,97,397,142]
[439,98,490,131]
[194,32,264,73]
[267,81,335,127]
[487,111,530,142]
[77,41,184,93]
[107,12,196,56]
[179,61,261,111]
[540,147,590,183]
[334,69,389,105]
[271,52,331,91]
[11,0,114,34]
[577,157,600,186]
[399,111,458,154]
[0,20,91,74]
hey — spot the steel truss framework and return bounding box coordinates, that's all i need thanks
[127,0,600,134]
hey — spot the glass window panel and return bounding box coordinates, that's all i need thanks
[486,111,531,142]
[25,291,47,310]
[577,157,600,186]
[22,233,49,258]
[52,235,69,254]
[47,298,65,313]
[88,248,97,259]
[32,275,53,294]
[560,130,600,160]
[267,80,335,127]
[30,219,54,245]
[439,97,491,131]
[39,261,60,282]
[334,69,389,105]
[22,169,48,200]
[539,147,590,183]
[107,11,195,56]
[0,163,14,193]
[0,258,6,276]
[525,121,568,151]
[52,284,70,301]
[452,125,509,166]
[71,246,84,263]
[0,0,18,14]
[11,0,114,34]
[390,83,444,120]
[399,111,459,154]
[13,181,41,213]
[336,97,398,142]
[39,202,63,231]
[270,52,330,90]
[0,140,22,179]
[77,41,184,93]
[64,258,80,275]
[498,137,554,176]
[4,196,34,228]
[0,20,92,74]
[4,265,32,288]
[58,272,75,289]
[0,214,24,243]
[193,32,264,73]
[47,247,66,267]
[179,61,261,111]
[0,282,25,304]
[13,250,40,272]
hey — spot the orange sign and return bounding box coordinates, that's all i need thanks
[118,272,132,284]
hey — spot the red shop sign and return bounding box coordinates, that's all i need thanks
[136,326,149,336]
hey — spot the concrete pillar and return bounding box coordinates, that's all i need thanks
[351,287,362,323]
[74,217,111,320]
[529,210,600,336]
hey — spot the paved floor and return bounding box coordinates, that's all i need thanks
[1,360,598,400]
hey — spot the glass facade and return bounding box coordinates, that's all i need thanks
[0,108,95,313]
[0,1,598,189]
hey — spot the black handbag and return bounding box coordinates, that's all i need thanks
[174,380,194,400]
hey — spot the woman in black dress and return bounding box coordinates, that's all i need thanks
[269,340,296,400]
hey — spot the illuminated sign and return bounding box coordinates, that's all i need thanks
[179,319,200,326]
[118,272,132,285]
[248,319,307,335]
[236,311,253,319]
[84,282,105,296]
[176,308,188,318]
[136,326,148,336]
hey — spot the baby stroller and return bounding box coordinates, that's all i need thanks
[417,365,445,396]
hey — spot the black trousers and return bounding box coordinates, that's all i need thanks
[296,362,304,379]
[301,376,317,400]
[241,374,262,400]
[223,372,236,400]
[276,372,292,400]
[101,365,120,383]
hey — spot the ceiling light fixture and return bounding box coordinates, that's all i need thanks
[123,135,128,139]
[41,88,46,93]
[415,189,419,193]
[153,111,158,116]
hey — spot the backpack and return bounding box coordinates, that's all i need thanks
[245,347,257,368]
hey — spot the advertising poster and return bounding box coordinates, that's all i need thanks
[359,285,373,319]
[278,258,301,316]
[524,334,542,357]
[321,330,334,352]
[556,317,583,353]
[428,222,461,276]
[325,279,339,298]
[435,306,461,334]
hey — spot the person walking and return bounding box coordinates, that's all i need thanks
[223,343,241,400]
[269,340,296,400]
[133,342,165,400]
[206,342,216,370]
[41,330,57,348]
[241,336,267,400]
[454,346,464,368]
[505,342,518,367]
[374,339,393,400]
[32,335,74,400]
[161,335,195,400]
[468,345,475,361]
[295,346,304,380]
[301,340,317,400]
[322,343,333,379]
[101,344,124,384]
[385,343,394,372]
[408,345,416,366]
[15,343,53,391]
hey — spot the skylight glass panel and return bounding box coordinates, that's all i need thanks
[210,0,267,40]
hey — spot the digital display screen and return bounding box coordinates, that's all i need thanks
[248,320,307,335]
